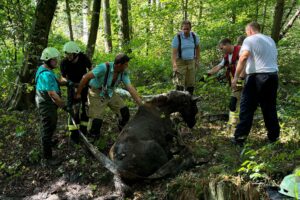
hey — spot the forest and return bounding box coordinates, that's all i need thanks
[0,0,300,199]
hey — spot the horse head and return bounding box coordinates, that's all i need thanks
[146,91,199,128]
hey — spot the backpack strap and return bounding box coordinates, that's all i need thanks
[191,32,197,57]
[177,32,197,59]
[177,33,182,59]
[102,62,110,92]
[35,69,49,83]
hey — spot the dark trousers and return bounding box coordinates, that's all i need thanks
[67,86,89,142]
[234,73,280,142]
[38,103,58,159]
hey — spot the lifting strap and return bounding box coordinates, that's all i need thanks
[177,31,197,59]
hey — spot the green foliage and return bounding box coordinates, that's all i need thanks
[0,0,35,101]
[15,125,27,138]
[28,148,41,164]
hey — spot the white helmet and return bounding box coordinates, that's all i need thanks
[279,174,300,199]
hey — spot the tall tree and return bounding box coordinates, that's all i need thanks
[261,0,269,33]
[280,8,300,40]
[255,0,259,21]
[117,0,130,52]
[6,0,57,110]
[82,0,89,44]
[182,0,188,20]
[65,0,74,41]
[271,0,285,43]
[281,0,298,28]
[86,0,101,59]
[103,0,112,53]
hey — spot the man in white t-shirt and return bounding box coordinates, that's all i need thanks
[231,21,280,146]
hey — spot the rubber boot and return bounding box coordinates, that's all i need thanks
[118,107,130,131]
[89,119,103,140]
[70,130,80,143]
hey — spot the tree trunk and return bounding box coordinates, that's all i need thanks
[5,0,57,110]
[86,0,101,59]
[128,0,133,39]
[146,0,151,56]
[185,0,188,20]
[261,0,268,33]
[103,0,112,53]
[82,0,89,44]
[199,0,203,19]
[117,0,131,53]
[280,8,300,40]
[255,0,259,21]
[182,0,188,20]
[65,0,74,41]
[271,0,285,43]
[281,0,297,28]
[231,7,236,24]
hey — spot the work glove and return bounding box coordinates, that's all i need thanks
[62,105,75,117]
[67,80,74,88]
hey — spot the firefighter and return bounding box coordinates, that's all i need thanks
[60,41,92,143]
[207,38,245,134]
[35,47,65,166]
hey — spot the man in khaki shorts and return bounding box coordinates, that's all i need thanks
[75,53,143,139]
[172,20,200,95]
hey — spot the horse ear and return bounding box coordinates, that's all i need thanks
[192,96,201,102]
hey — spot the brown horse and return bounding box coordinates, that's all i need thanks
[109,90,199,180]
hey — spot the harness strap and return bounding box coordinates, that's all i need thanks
[177,31,197,59]
[101,62,110,94]
[35,69,49,83]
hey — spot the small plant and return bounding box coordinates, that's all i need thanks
[28,148,41,164]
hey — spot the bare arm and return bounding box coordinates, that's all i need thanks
[208,65,222,75]
[48,91,65,108]
[232,50,250,89]
[126,84,143,106]
[75,72,95,99]
[172,48,178,72]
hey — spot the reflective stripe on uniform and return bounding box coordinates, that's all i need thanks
[80,121,88,127]
[228,111,239,125]
[68,124,79,131]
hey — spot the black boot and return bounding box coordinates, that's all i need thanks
[186,87,194,95]
[89,119,103,139]
[118,107,130,131]
[70,130,80,144]
[43,144,52,160]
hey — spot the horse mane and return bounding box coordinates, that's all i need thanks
[145,91,190,109]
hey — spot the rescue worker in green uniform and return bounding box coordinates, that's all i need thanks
[60,41,92,143]
[35,47,65,165]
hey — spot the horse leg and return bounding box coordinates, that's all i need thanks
[148,147,196,179]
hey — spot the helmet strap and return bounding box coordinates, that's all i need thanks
[71,53,79,63]
[45,59,55,69]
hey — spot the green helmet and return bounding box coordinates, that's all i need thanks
[63,41,81,54]
[40,47,60,61]
[279,174,300,199]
